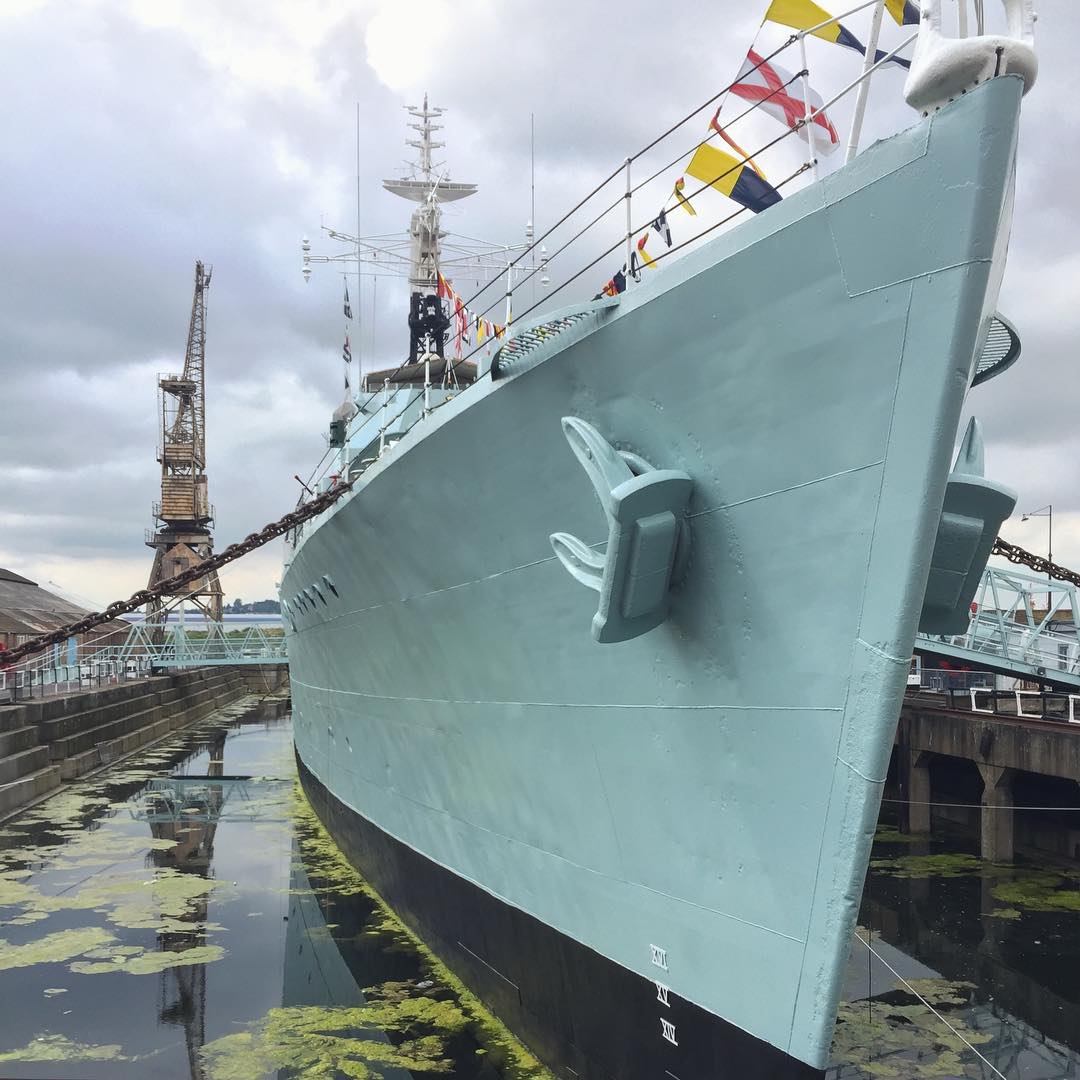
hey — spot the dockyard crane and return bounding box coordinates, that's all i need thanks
[145,261,223,636]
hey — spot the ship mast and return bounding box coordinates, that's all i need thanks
[382,94,478,295]
[302,97,543,374]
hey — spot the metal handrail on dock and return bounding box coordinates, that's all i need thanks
[1,622,286,704]
[908,686,1080,727]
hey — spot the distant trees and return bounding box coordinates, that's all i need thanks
[225,598,280,614]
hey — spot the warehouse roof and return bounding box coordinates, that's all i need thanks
[0,569,128,637]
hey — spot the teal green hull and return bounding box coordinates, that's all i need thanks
[283,78,1023,1073]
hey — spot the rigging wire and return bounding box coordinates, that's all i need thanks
[447,5,907,325]
[631,72,805,199]
[442,33,812,322]
[441,159,811,384]
[433,32,919,393]
[853,930,1010,1080]
[316,14,918,484]
[452,71,811,329]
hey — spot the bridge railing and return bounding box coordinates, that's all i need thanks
[1,621,287,703]
[915,565,1080,686]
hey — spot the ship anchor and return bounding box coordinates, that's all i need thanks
[551,417,692,644]
[919,416,1016,634]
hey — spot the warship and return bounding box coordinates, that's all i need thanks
[282,5,1037,1076]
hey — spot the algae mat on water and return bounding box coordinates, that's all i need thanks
[831,975,992,1079]
[870,851,1080,915]
[0,1034,128,1065]
[199,1002,461,1079]
[196,784,553,1080]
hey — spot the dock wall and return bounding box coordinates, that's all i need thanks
[895,697,1080,861]
[0,667,260,817]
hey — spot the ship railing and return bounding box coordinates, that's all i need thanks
[299,1,1032,503]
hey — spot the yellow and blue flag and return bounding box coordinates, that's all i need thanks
[885,0,920,25]
[685,144,782,214]
[766,0,911,68]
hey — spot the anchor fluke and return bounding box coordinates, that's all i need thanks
[919,417,1016,635]
[953,415,986,477]
[551,417,692,644]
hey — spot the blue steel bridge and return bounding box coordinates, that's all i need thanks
[914,564,1080,692]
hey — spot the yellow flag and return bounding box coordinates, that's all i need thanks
[765,0,846,44]
[636,237,656,268]
[685,144,743,199]
[673,176,697,216]
[884,0,919,25]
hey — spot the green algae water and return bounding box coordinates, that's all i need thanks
[824,825,1080,1079]
[1,698,1077,1079]
[0,699,548,1080]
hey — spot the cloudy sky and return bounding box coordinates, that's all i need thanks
[0,1,1072,612]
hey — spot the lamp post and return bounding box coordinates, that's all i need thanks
[1020,504,1052,615]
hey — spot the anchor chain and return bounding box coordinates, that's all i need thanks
[0,480,353,668]
[991,537,1080,589]
[0,521,1070,669]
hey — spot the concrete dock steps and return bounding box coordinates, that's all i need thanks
[0,745,52,786]
[54,671,249,779]
[0,725,41,759]
[0,666,259,812]
[50,704,168,766]
[38,689,167,743]
[0,764,63,817]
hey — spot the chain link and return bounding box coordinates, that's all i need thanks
[0,480,353,668]
[1,523,1070,670]
[991,537,1080,589]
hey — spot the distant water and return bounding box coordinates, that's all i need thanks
[0,704,1077,1079]
[123,613,283,628]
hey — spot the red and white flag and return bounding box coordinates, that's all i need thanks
[731,49,840,156]
[453,296,466,358]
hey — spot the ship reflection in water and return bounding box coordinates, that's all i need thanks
[0,705,1077,1079]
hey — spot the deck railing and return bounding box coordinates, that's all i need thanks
[292,0,948,511]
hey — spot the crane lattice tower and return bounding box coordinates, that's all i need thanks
[145,261,223,628]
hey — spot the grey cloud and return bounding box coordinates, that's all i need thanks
[2,1,1078,598]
